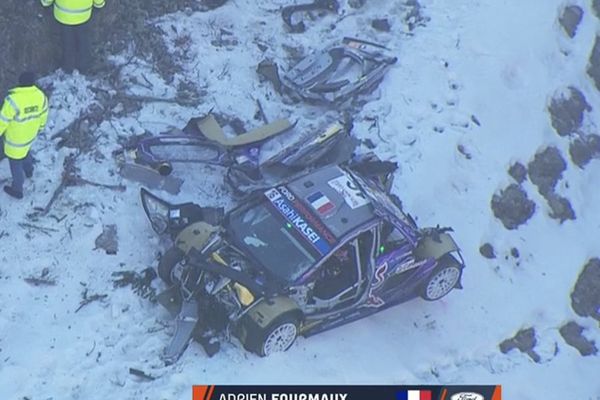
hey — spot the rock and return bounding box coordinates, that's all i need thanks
[508,162,528,184]
[491,184,536,230]
[559,321,598,356]
[510,247,520,258]
[94,224,119,255]
[569,134,600,168]
[559,5,584,38]
[372,18,391,32]
[571,258,600,323]
[499,327,541,362]
[594,0,600,18]
[479,243,496,259]
[527,147,567,196]
[587,36,600,92]
[548,87,591,136]
[546,193,576,222]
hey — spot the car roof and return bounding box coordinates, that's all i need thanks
[286,165,378,239]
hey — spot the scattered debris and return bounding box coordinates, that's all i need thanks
[587,36,600,92]
[75,288,108,313]
[499,327,541,363]
[470,114,481,126]
[404,0,429,32]
[348,0,366,8]
[559,321,598,356]
[36,154,126,216]
[276,37,397,106]
[527,147,566,196]
[18,223,59,237]
[129,367,156,381]
[491,184,536,230]
[569,134,600,168]
[372,18,391,32]
[112,268,157,302]
[23,268,56,286]
[281,0,339,33]
[479,243,496,259]
[571,258,600,323]
[559,5,584,38]
[94,225,119,255]
[548,86,591,136]
[508,162,527,184]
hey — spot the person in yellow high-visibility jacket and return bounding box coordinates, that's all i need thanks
[0,72,49,199]
[40,0,106,73]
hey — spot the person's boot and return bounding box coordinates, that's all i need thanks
[4,186,23,199]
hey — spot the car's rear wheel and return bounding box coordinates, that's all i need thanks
[157,246,185,285]
[422,254,462,301]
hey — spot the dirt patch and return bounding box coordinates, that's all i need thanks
[559,5,583,38]
[548,86,591,136]
[491,184,536,230]
[0,0,224,95]
[559,321,598,356]
[571,258,600,324]
[499,327,541,362]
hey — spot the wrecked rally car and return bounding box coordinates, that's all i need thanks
[141,164,465,364]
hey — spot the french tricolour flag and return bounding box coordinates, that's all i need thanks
[306,192,335,214]
[396,390,432,400]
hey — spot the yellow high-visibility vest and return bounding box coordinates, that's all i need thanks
[40,0,105,26]
[0,86,49,160]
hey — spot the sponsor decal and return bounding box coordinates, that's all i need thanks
[306,191,335,215]
[328,174,370,209]
[396,390,432,400]
[265,188,332,255]
[450,393,484,400]
[278,186,337,244]
[373,263,388,289]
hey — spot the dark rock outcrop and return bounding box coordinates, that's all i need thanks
[548,87,591,136]
[571,258,600,323]
[559,321,598,356]
[491,184,536,230]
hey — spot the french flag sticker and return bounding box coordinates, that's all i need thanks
[306,191,335,214]
[396,390,432,400]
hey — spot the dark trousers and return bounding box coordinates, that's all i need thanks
[59,22,91,73]
[8,153,34,193]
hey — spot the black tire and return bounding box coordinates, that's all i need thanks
[421,254,462,301]
[157,246,185,285]
[243,313,300,357]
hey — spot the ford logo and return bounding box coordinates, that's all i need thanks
[450,393,484,400]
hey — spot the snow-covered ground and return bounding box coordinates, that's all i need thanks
[1,1,599,399]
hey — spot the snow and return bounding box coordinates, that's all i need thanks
[1,0,599,399]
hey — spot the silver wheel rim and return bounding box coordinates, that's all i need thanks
[426,266,460,300]
[263,323,297,356]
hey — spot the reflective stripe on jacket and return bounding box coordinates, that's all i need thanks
[0,86,49,160]
[40,0,105,26]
